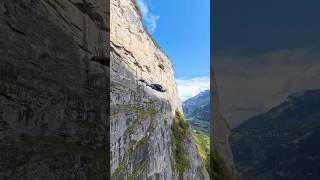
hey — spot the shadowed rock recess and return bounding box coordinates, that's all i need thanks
[0,0,109,179]
[210,67,237,179]
[110,0,209,179]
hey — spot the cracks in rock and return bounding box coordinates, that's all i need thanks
[111,42,147,74]
[158,64,165,71]
[2,0,10,16]
[134,61,144,72]
[144,65,151,73]
[78,44,93,54]
[90,56,110,67]
[111,42,135,60]
[2,1,26,36]
[110,43,139,72]
[0,92,14,101]
[72,1,106,30]
[6,21,26,36]
[70,21,82,32]
[45,0,71,26]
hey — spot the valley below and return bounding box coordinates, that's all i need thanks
[230,89,320,180]
[183,90,210,134]
[183,90,211,168]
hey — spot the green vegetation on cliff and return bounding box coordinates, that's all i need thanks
[192,129,210,170]
[171,110,189,180]
[111,103,160,180]
[210,149,232,180]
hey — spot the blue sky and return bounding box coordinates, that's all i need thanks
[136,0,210,100]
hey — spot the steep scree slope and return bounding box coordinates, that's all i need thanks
[110,0,209,179]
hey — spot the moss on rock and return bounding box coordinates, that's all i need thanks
[127,160,149,180]
[171,110,190,180]
[210,149,233,180]
[193,129,210,171]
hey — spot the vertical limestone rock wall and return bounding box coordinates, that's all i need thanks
[211,67,236,179]
[0,0,109,179]
[110,0,181,113]
[110,0,209,179]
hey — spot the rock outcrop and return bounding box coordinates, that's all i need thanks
[211,69,237,179]
[110,0,208,179]
[0,0,109,179]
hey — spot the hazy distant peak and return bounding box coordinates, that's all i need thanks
[184,89,210,103]
[197,89,210,96]
[286,89,320,100]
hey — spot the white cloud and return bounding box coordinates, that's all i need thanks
[136,0,160,33]
[176,76,210,101]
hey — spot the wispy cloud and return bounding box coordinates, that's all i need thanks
[176,76,210,101]
[136,0,160,33]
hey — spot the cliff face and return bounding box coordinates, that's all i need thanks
[211,70,236,179]
[110,0,181,113]
[110,0,208,179]
[0,0,109,179]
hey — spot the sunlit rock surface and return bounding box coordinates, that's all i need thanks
[110,0,209,179]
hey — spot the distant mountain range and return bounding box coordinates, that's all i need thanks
[230,89,320,180]
[183,90,210,133]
